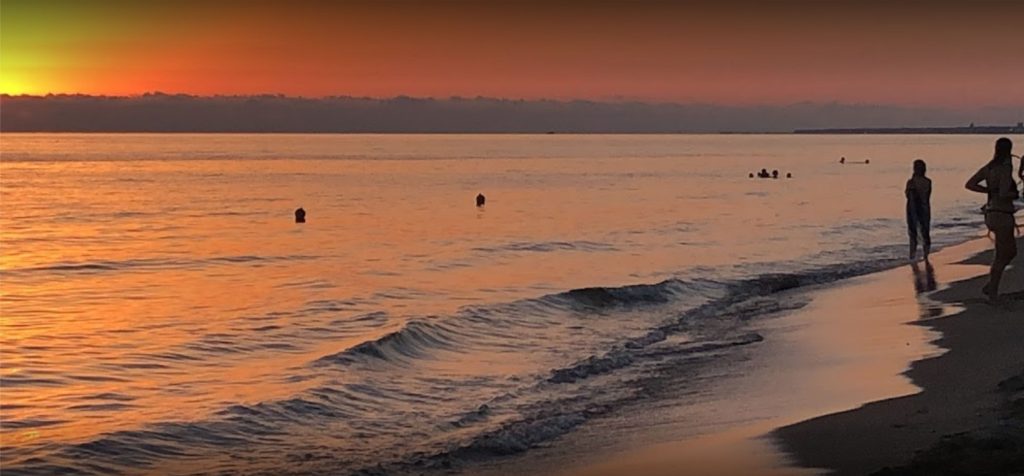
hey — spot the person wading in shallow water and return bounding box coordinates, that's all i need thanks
[905,159,932,261]
[965,137,1020,301]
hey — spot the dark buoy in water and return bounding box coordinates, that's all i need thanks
[772,170,779,179]
[476,193,486,207]
[295,207,306,223]
[865,159,870,164]
[749,173,755,178]
[786,172,792,178]
[840,157,846,164]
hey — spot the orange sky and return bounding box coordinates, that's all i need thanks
[2,0,1023,106]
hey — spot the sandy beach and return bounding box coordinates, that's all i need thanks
[460,237,1023,476]
[777,237,1024,475]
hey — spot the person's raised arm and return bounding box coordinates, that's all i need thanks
[965,167,988,194]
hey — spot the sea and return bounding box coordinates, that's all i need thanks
[0,133,1004,474]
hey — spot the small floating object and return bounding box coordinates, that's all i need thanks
[295,207,306,223]
[786,173,792,178]
[840,157,846,164]
[476,193,486,207]
[749,173,755,178]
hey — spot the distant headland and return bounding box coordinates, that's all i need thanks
[795,122,1024,134]
[1,94,1021,134]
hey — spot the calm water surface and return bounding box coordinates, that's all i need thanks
[0,134,1001,474]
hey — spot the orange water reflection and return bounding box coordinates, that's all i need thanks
[0,134,1000,468]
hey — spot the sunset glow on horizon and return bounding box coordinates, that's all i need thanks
[2,0,1023,106]
[3,2,1024,474]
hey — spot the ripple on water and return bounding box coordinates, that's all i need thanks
[2,418,70,429]
[67,403,137,412]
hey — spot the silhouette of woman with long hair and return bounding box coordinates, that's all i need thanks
[905,159,931,261]
[965,137,1019,300]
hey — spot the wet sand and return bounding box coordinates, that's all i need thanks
[776,237,1024,475]
[466,238,1021,476]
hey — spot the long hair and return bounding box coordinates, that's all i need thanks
[912,159,926,177]
[989,137,1013,168]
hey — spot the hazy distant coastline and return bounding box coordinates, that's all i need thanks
[2,93,1021,134]
[795,123,1024,134]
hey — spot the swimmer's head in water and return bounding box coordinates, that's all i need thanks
[913,159,927,176]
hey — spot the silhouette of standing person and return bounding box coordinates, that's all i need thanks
[966,138,1019,300]
[1019,152,1024,184]
[905,159,932,261]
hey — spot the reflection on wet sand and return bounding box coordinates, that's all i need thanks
[910,261,937,295]
[910,260,947,320]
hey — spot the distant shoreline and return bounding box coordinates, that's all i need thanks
[795,123,1024,134]
[3,94,1020,134]
[0,130,1018,135]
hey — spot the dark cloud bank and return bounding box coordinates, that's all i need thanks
[2,94,1020,133]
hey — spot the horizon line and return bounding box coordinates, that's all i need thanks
[4,92,1022,110]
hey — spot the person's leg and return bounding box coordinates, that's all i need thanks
[907,210,919,260]
[987,217,1018,299]
[983,214,998,298]
[920,211,931,260]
